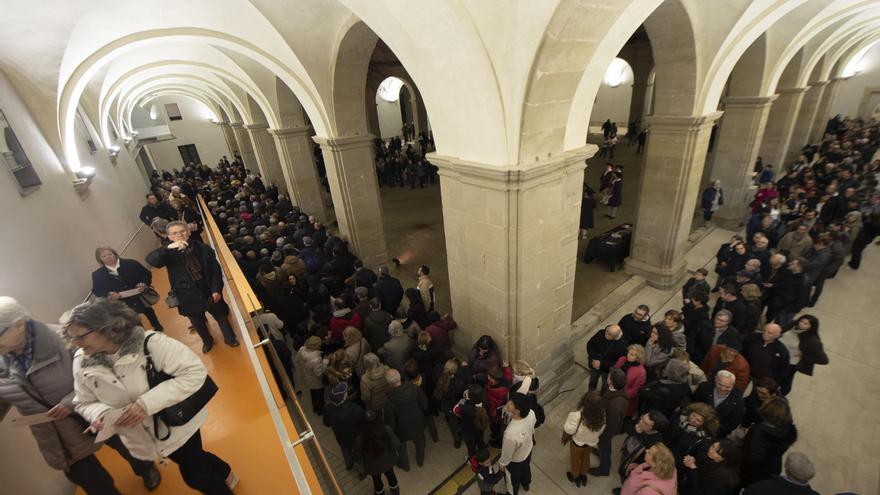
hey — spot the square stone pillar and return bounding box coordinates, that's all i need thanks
[245,123,288,194]
[313,135,388,267]
[270,126,330,222]
[230,122,257,171]
[709,96,776,228]
[809,78,842,143]
[785,81,827,163]
[216,122,237,160]
[432,145,596,398]
[625,112,722,289]
[758,87,806,168]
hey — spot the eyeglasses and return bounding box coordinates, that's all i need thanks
[167,230,188,238]
[63,329,95,342]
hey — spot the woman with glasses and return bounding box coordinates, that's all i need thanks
[65,298,237,494]
[91,246,163,332]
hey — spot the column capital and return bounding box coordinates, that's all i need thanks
[776,87,808,95]
[721,95,778,108]
[430,144,598,191]
[229,121,244,128]
[214,120,231,127]
[268,125,312,138]
[808,80,829,88]
[645,111,723,131]
[244,123,270,131]
[312,134,375,151]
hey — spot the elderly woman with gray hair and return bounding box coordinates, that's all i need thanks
[0,297,159,494]
[91,246,164,332]
[378,320,413,373]
[66,298,237,494]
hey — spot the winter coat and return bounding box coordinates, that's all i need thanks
[0,321,101,470]
[354,426,400,476]
[618,314,652,347]
[375,276,405,314]
[637,380,691,418]
[608,178,623,207]
[781,323,829,376]
[701,186,723,211]
[146,240,223,317]
[684,441,738,495]
[322,399,364,448]
[742,476,820,495]
[329,310,362,342]
[344,338,371,377]
[279,255,306,281]
[73,329,209,461]
[91,259,154,314]
[614,357,647,417]
[690,323,741,366]
[360,365,391,411]
[777,231,813,261]
[468,347,502,375]
[621,462,677,495]
[644,342,673,375]
[600,388,629,441]
[383,382,428,441]
[740,422,798,487]
[802,246,833,283]
[425,316,457,351]
[294,347,325,391]
[378,334,414,373]
[563,410,605,447]
[586,332,629,372]
[701,345,751,393]
[139,202,175,226]
[691,381,744,437]
[363,310,392,351]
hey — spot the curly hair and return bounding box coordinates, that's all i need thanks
[685,401,720,436]
[578,391,606,431]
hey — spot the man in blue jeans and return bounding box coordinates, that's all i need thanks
[590,369,629,477]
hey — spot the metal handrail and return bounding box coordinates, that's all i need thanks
[81,222,148,304]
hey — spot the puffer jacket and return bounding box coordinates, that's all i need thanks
[360,364,391,411]
[279,255,306,280]
[73,328,210,461]
[0,321,101,470]
[294,347,325,391]
[378,335,413,373]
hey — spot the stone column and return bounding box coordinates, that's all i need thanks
[313,135,388,267]
[625,112,722,288]
[809,78,842,143]
[758,87,806,168]
[270,126,330,222]
[245,123,288,194]
[216,122,237,159]
[709,96,776,228]
[230,122,257,170]
[785,81,827,163]
[432,145,596,398]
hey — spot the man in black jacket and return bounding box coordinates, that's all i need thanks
[743,452,820,495]
[690,309,740,365]
[383,368,428,471]
[617,305,652,346]
[712,283,750,331]
[375,266,405,316]
[146,221,239,352]
[138,193,175,226]
[692,371,744,437]
[743,323,790,385]
[323,382,365,471]
[586,324,628,391]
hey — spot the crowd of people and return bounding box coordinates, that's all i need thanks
[372,131,438,189]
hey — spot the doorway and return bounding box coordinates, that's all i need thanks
[177,144,200,166]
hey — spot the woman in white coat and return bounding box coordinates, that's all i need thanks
[65,298,237,494]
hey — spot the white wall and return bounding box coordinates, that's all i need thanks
[0,70,156,493]
[376,95,403,139]
[138,95,229,171]
[589,59,634,130]
[830,42,880,119]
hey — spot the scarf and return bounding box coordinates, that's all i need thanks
[5,320,35,372]
[620,360,639,374]
[182,245,204,282]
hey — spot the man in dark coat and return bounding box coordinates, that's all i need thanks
[590,369,629,477]
[690,309,740,365]
[323,382,365,471]
[0,298,159,492]
[712,283,750,332]
[802,234,834,306]
[91,248,163,332]
[146,220,239,352]
[742,323,790,385]
[352,260,378,296]
[138,193,175,226]
[585,324,628,391]
[701,180,723,222]
[617,305,652,346]
[383,368,427,471]
[375,266,405,316]
[691,371,744,437]
[742,452,820,495]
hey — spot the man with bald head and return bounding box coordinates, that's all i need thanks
[743,323,790,386]
[586,324,629,391]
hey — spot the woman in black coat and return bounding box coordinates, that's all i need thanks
[579,184,596,239]
[355,412,402,495]
[91,247,163,331]
[403,288,429,329]
[739,397,798,488]
[681,439,740,495]
[779,315,829,395]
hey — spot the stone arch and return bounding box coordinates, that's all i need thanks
[331,18,379,137]
[642,0,700,117]
[726,32,768,98]
[274,77,307,129]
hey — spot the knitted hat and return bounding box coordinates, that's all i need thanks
[330,382,348,403]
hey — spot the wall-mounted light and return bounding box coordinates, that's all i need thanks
[108,145,120,164]
[603,58,631,88]
[73,166,96,196]
[123,135,133,144]
[210,118,220,124]
[131,131,139,137]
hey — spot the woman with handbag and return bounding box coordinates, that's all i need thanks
[91,246,164,332]
[66,298,237,494]
[562,391,605,487]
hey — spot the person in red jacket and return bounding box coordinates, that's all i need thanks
[700,342,750,393]
[613,344,647,417]
[484,365,512,447]
[328,297,363,345]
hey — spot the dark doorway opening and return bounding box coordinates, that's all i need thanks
[177,144,201,166]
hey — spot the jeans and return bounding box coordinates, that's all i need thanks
[189,300,237,345]
[104,434,154,477]
[397,433,426,470]
[371,469,398,493]
[167,430,232,494]
[596,436,612,475]
[505,455,532,495]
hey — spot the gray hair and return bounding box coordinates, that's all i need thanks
[60,298,140,345]
[715,309,733,322]
[716,369,736,384]
[363,353,381,371]
[384,368,401,386]
[0,297,30,330]
[388,320,404,337]
[784,452,816,483]
[662,359,690,383]
[166,220,188,234]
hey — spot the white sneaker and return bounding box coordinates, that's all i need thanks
[226,471,239,490]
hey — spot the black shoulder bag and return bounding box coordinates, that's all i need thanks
[143,333,218,440]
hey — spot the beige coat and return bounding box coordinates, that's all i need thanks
[360,364,390,411]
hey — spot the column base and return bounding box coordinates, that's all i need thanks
[710,214,745,231]
[624,256,688,290]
